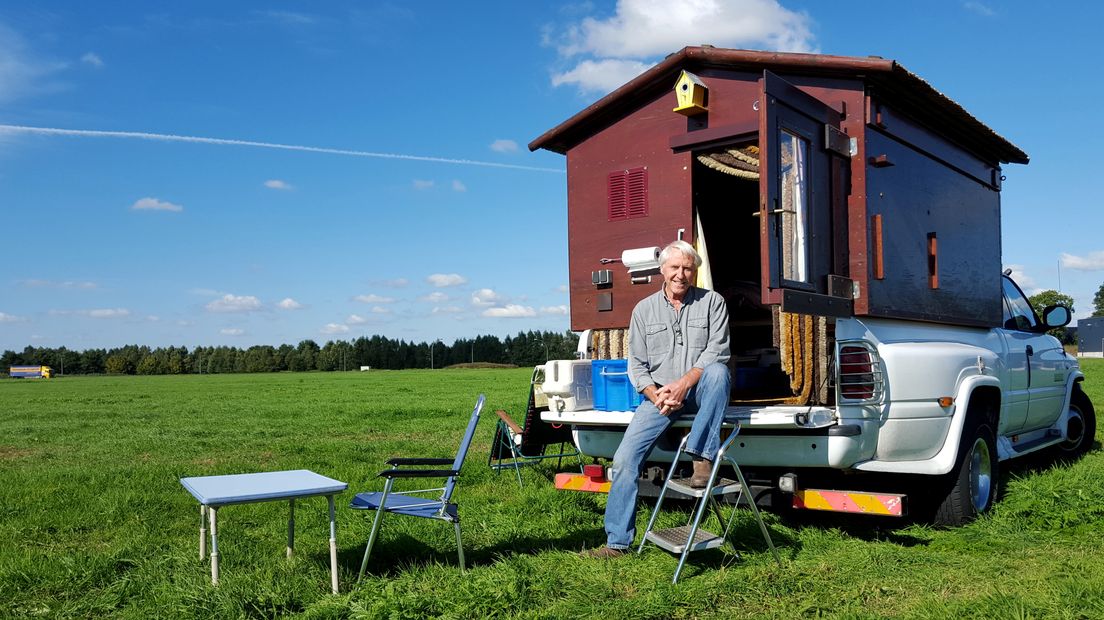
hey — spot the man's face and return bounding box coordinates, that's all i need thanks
[660,252,697,299]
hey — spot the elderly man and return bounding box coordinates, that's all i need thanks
[583,240,731,559]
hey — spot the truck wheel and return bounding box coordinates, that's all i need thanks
[1055,385,1096,460]
[934,422,998,527]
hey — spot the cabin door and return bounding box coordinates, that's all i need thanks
[758,71,851,317]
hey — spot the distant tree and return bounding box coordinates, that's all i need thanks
[104,354,132,374]
[1094,282,1104,317]
[1028,290,1075,343]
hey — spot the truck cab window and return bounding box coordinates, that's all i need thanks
[1001,276,1038,331]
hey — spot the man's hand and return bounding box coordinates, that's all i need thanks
[652,368,701,415]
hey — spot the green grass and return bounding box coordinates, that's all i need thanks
[1,364,1103,619]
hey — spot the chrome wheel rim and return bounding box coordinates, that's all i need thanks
[969,438,992,512]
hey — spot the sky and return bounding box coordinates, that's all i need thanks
[1,1,1102,352]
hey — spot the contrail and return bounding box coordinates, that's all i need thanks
[0,124,563,173]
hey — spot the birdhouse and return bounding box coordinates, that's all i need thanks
[672,70,708,116]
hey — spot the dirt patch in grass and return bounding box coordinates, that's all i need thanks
[0,445,36,460]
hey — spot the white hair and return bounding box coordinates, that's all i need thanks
[658,240,702,268]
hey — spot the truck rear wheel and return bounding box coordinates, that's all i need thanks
[934,421,998,527]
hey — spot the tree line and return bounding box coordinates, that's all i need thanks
[1,330,580,376]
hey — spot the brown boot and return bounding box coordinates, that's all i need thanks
[580,545,626,559]
[689,459,713,488]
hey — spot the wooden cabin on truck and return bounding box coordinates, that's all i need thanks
[528,47,1091,525]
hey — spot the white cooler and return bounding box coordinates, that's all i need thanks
[542,360,593,412]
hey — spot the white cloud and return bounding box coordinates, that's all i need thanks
[1003,265,1036,290]
[382,278,409,288]
[452,179,467,192]
[19,279,97,289]
[0,22,67,103]
[276,297,303,310]
[354,293,396,303]
[259,10,318,25]
[551,58,652,93]
[371,306,391,314]
[264,179,294,191]
[1060,252,1104,272]
[427,273,468,287]
[81,52,104,68]
[471,288,503,307]
[0,312,24,322]
[413,179,435,190]
[145,315,160,322]
[550,0,816,94]
[321,323,350,334]
[483,304,537,318]
[963,1,995,16]
[420,292,449,303]
[490,139,518,153]
[557,284,569,293]
[206,294,263,313]
[432,306,464,315]
[346,314,367,324]
[220,328,245,336]
[132,197,183,212]
[541,305,570,315]
[87,308,130,318]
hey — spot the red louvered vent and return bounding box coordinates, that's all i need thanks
[607,167,648,221]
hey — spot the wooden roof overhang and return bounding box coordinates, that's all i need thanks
[529,46,1028,166]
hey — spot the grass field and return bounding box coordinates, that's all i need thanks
[1,365,1103,619]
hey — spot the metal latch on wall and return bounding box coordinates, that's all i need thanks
[824,125,855,158]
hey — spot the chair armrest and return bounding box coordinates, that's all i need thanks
[377,469,460,479]
[495,410,524,435]
[386,457,453,466]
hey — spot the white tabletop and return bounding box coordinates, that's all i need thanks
[180,469,347,506]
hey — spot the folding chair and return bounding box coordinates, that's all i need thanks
[488,367,582,486]
[350,394,484,578]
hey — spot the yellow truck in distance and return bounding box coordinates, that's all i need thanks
[9,366,53,379]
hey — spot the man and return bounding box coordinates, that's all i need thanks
[583,240,731,559]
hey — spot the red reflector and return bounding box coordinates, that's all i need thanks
[839,345,874,399]
[583,464,606,479]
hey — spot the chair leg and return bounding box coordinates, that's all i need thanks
[454,521,465,571]
[358,479,393,581]
[509,443,524,487]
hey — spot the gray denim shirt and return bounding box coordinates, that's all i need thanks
[628,285,731,393]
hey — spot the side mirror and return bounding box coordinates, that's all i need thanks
[1041,305,1072,329]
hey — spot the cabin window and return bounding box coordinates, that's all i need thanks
[607,167,649,221]
[779,130,810,283]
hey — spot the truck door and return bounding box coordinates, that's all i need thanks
[758,71,851,317]
[999,275,1068,433]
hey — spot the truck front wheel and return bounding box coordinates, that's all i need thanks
[934,422,998,527]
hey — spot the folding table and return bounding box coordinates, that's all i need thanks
[180,469,348,593]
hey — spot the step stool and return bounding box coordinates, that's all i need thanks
[637,425,781,583]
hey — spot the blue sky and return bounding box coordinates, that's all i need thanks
[1,1,1101,351]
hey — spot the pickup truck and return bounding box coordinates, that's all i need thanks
[542,273,1094,525]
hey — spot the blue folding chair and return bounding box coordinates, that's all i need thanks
[351,394,485,578]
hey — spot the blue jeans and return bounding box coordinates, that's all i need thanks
[604,362,731,549]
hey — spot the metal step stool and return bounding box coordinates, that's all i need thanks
[637,425,781,583]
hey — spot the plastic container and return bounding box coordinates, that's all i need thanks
[541,360,593,412]
[592,359,646,411]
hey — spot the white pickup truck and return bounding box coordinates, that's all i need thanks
[542,274,1094,526]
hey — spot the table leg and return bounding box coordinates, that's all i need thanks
[209,506,219,585]
[328,495,339,594]
[199,504,207,560]
[287,498,295,559]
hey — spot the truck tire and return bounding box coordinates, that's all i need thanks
[1055,385,1096,460]
[934,421,998,527]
